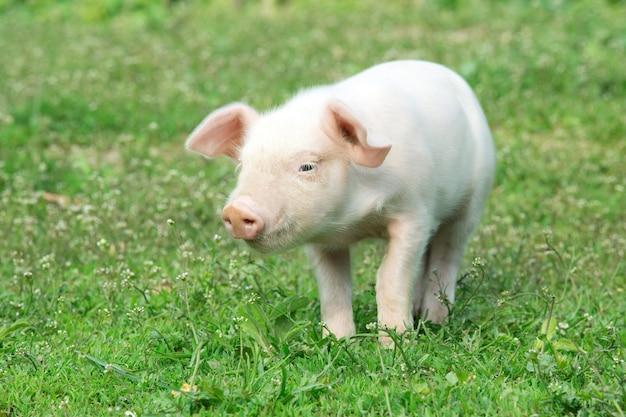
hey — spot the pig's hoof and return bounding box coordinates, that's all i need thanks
[322,321,356,341]
[419,299,450,324]
[377,322,408,348]
[379,334,396,349]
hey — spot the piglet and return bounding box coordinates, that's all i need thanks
[186,60,495,344]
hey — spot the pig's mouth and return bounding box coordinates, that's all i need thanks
[245,237,282,253]
[244,213,306,253]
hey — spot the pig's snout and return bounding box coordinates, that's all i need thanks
[222,198,264,240]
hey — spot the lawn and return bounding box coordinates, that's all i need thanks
[0,0,624,415]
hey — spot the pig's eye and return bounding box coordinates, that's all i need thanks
[299,162,317,172]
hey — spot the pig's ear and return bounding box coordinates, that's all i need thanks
[321,100,392,168]
[185,103,259,161]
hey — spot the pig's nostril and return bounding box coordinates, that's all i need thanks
[222,200,264,240]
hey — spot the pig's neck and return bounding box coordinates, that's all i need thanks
[308,166,396,247]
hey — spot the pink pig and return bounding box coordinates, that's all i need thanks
[186,60,495,343]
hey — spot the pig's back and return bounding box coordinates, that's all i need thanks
[334,60,489,151]
[331,60,495,217]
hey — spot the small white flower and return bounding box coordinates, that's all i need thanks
[365,322,377,330]
[58,397,69,409]
[96,238,108,250]
[472,257,486,268]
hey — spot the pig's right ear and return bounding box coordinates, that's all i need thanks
[321,100,392,168]
[185,103,259,161]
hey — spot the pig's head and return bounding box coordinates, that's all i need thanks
[185,99,392,253]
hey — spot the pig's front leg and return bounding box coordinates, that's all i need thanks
[305,245,356,339]
[376,217,429,343]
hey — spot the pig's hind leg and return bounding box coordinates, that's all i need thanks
[418,199,485,323]
[306,245,356,339]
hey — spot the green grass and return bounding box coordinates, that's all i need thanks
[1,0,625,415]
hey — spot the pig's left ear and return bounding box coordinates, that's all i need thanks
[321,100,392,168]
[185,103,259,161]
